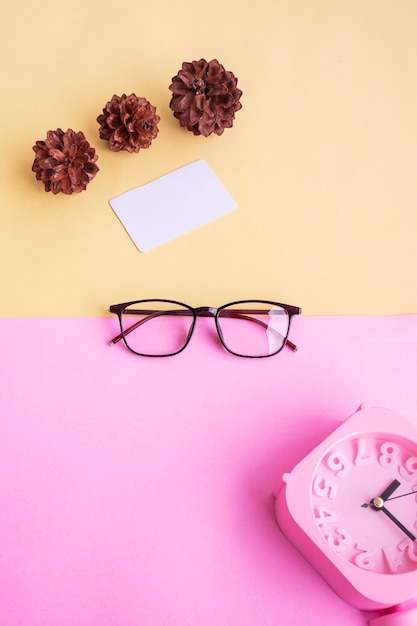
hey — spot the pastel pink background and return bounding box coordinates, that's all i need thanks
[1,315,416,626]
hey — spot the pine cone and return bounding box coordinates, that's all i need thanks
[169,59,243,137]
[97,93,160,152]
[32,128,99,194]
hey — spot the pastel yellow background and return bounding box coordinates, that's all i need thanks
[1,0,416,316]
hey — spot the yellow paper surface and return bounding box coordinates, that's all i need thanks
[1,0,416,316]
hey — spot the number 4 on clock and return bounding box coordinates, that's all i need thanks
[315,506,339,527]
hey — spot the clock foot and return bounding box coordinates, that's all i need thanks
[369,606,417,626]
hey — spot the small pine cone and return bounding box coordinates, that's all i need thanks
[169,58,243,137]
[32,128,99,194]
[97,93,160,152]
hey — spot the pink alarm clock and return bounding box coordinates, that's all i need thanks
[275,404,417,625]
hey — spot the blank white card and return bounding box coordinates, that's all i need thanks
[109,159,237,252]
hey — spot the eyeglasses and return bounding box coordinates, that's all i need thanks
[109,299,301,358]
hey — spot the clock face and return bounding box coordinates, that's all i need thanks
[311,432,417,574]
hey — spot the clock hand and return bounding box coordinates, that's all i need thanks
[386,489,417,502]
[378,478,401,502]
[360,478,416,540]
[376,504,416,541]
[361,479,401,508]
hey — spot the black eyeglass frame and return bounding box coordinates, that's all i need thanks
[109,299,302,358]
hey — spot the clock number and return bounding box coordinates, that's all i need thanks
[312,476,338,499]
[378,442,400,468]
[398,537,417,563]
[327,452,351,477]
[326,528,352,553]
[354,439,373,466]
[382,546,402,573]
[399,456,417,482]
[354,543,376,570]
[315,506,339,527]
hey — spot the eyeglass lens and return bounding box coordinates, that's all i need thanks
[118,300,291,357]
[120,301,194,356]
[217,302,290,357]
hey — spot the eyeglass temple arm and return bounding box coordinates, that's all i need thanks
[109,309,298,351]
[109,310,170,345]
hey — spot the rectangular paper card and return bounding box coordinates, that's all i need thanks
[109,159,237,252]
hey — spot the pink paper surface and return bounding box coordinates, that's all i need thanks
[1,315,416,626]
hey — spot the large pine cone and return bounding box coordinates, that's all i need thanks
[169,59,242,137]
[97,93,160,152]
[32,128,99,194]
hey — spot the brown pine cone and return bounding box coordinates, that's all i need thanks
[32,128,99,194]
[169,59,243,137]
[97,93,160,152]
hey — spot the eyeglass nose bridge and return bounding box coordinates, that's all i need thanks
[190,306,225,350]
[193,307,222,341]
[193,306,218,316]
